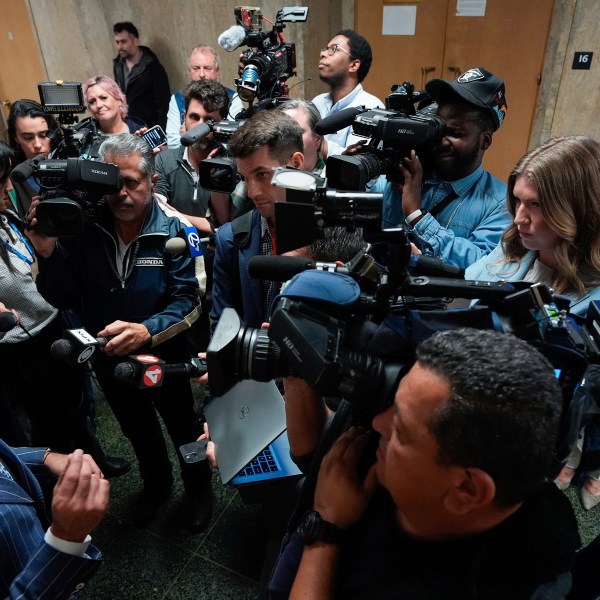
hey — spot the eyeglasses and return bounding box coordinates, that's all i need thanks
[320,44,355,59]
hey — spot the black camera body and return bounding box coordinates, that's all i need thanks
[232,6,308,106]
[15,156,121,237]
[325,83,446,190]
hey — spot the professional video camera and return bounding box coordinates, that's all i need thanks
[11,155,121,237]
[320,82,446,190]
[218,6,308,108]
[38,81,102,160]
[180,118,243,193]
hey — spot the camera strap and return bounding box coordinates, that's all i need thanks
[428,189,458,219]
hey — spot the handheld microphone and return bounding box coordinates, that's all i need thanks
[248,255,350,282]
[51,328,110,364]
[408,255,465,278]
[0,312,18,333]
[315,106,367,135]
[114,355,207,388]
[180,122,212,147]
[165,227,204,258]
[218,25,247,52]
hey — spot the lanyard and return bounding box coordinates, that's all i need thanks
[2,220,35,266]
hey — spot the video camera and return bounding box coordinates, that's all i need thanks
[321,82,447,190]
[12,155,121,237]
[38,81,103,160]
[218,6,308,107]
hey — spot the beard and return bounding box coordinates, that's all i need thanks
[432,144,481,181]
[193,137,218,154]
[319,69,346,89]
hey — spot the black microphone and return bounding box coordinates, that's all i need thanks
[180,122,212,147]
[51,329,110,364]
[248,255,350,282]
[0,312,18,333]
[114,356,207,388]
[218,25,247,52]
[315,106,367,135]
[408,255,465,278]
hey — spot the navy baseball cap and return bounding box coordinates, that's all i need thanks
[275,270,361,308]
[425,67,507,130]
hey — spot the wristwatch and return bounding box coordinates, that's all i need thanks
[297,510,347,545]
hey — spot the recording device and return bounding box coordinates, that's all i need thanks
[271,168,383,254]
[164,227,204,258]
[323,82,446,190]
[0,312,18,333]
[114,355,207,388]
[51,328,110,364]
[140,125,168,149]
[218,6,308,107]
[13,156,121,236]
[179,440,209,464]
[38,81,102,160]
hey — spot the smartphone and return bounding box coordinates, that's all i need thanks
[179,440,209,464]
[140,125,167,149]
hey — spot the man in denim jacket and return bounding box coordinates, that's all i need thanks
[373,67,510,270]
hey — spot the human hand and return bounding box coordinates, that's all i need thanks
[97,320,151,356]
[44,450,104,479]
[400,150,424,216]
[410,242,422,255]
[341,140,368,156]
[25,198,58,258]
[198,422,217,470]
[49,449,109,543]
[313,427,379,529]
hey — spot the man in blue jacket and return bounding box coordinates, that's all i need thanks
[210,110,305,330]
[0,440,108,599]
[30,134,212,532]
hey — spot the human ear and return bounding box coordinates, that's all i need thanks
[290,151,304,170]
[443,467,496,516]
[481,132,493,152]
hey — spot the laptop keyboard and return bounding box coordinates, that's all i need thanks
[235,446,281,478]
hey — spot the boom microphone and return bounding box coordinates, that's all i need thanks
[408,255,465,278]
[315,106,367,135]
[218,25,247,52]
[10,160,35,183]
[248,255,349,282]
[180,122,212,147]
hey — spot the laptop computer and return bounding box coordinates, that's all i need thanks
[204,379,301,485]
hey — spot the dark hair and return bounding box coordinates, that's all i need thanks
[337,29,373,83]
[228,110,303,164]
[7,99,58,163]
[309,227,366,262]
[416,328,562,507]
[0,140,15,267]
[113,21,139,38]
[183,80,230,119]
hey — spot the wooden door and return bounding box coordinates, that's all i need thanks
[355,0,555,180]
[0,0,46,135]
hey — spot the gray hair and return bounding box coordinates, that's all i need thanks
[279,99,322,135]
[98,133,155,179]
[189,45,220,70]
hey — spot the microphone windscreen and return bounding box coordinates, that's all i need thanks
[114,362,136,383]
[165,237,188,256]
[315,106,366,135]
[248,255,314,281]
[218,25,247,52]
[50,338,74,360]
[10,160,34,183]
[180,122,212,147]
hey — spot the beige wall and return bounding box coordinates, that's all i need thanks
[22,0,600,145]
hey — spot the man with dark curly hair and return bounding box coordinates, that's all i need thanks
[312,29,383,154]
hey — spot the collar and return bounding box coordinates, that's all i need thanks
[425,164,485,197]
[326,83,364,114]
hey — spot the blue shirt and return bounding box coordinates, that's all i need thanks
[372,164,510,270]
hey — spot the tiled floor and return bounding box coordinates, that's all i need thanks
[86,385,266,600]
[85,382,600,599]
